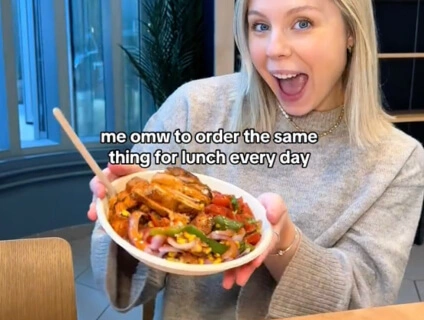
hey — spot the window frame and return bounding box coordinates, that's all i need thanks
[0,0,132,160]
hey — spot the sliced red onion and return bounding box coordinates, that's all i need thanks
[232,228,246,242]
[209,230,235,240]
[158,245,182,258]
[144,247,154,255]
[148,235,166,250]
[223,257,235,262]
[222,239,238,260]
[167,237,196,250]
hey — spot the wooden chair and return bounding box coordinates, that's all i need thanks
[0,237,78,320]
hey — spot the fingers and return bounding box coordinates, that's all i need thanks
[107,163,145,176]
[235,264,256,287]
[222,269,237,290]
[89,168,114,198]
[221,193,289,290]
[223,263,258,289]
[89,163,141,199]
[87,201,97,221]
[257,193,287,225]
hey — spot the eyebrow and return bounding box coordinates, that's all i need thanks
[247,5,320,17]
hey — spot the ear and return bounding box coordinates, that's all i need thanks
[347,35,354,48]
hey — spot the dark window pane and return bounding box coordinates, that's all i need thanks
[379,59,414,111]
[374,0,419,53]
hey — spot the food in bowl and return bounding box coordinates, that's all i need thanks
[107,167,262,264]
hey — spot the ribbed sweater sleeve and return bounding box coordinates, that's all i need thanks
[267,144,424,318]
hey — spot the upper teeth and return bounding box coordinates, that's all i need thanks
[274,73,298,80]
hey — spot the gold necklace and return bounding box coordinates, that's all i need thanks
[278,104,345,138]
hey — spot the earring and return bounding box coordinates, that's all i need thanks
[347,46,353,54]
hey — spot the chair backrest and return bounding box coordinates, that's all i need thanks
[0,237,78,320]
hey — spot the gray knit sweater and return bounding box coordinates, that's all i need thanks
[90,73,424,320]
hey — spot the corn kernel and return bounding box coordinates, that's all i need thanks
[176,237,187,244]
[207,254,214,261]
[184,232,196,242]
[198,258,204,264]
[214,253,221,258]
[120,210,130,217]
[168,252,176,258]
[236,241,240,248]
[213,258,222,264]
[203,247,212,254]
[216,224,221,229]
[147,221,154,227]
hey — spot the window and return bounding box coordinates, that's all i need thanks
[0,0,149,158]
[122,0,143,133]
[0,0,214,160]
[12,0,61,148]
[69,0,106,138]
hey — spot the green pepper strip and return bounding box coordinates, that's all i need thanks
[183,225,228,255]
[239,241,254,254]
[213,215,243,231]
[149,225,229,255]
[231,196,239,211]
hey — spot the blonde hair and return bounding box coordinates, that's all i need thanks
[230,0,394,149]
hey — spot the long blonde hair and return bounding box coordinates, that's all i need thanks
[230,0,394,149]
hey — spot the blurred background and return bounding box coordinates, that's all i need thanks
[0,0,423,319]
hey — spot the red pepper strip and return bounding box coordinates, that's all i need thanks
[242,203,254,219]
[212,194,232,208]
[205,204,234,218]
[245,232,261,246]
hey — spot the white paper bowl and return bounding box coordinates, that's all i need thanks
[96,170,273,276]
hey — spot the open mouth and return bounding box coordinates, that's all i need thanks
[272,73,309,97]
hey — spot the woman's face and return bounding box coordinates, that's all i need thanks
[247,0,353,116]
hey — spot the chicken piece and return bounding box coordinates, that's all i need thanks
[131,182,205,217]
[190,212,213,235]
[172,213,190,226]
[109,216,129,239]
[152,172,211,204]
[126,177,147,193]
[163,167,212,200]
[131,183,174,217]
[108,196,118,215]
[115,201,129,215]
[117,190,138,210]
[179,252,200,264]
[164,167,200,184]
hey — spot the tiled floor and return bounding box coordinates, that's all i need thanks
[30,223,424,319]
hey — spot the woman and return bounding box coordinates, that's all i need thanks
[89,0,424,319]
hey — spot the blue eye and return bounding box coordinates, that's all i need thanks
[253,23,269,32]
[294,20,311,30]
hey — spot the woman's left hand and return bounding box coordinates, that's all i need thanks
[222,192,288,289]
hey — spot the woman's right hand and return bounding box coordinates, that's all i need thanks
[87,163,144,221]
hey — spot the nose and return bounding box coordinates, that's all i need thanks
[266,31,292,59]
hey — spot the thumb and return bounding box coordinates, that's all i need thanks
[107,163,145,177]
[257,192,287,225]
